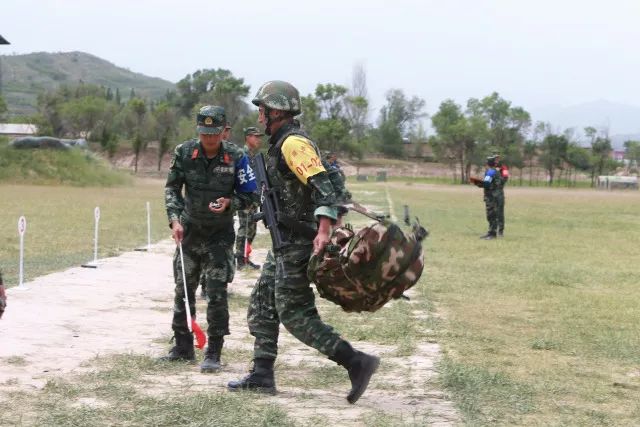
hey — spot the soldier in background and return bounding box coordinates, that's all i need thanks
[161,106,257,374]
[221,124,232,142]
[477,155,503,240]
[326,151,346,180]
[227,81,379,404]
[495,155,509,237]
[235,127,264,270]
[0,270,6,319]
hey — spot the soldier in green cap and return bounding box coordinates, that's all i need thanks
[235,126,264,270]
[478,155,504,240]
[227,81,379,404]
[161,105,258,374]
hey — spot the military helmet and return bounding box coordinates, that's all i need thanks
[196,105,226,135]
[243,126,264,137]
[252,80,301,116]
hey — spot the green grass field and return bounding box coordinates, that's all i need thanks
[0,179,168,286]
[2,179,639,425]
[380,182,640,425]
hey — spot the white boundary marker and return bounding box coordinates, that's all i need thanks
[81,207,100,268]
[16,216,29,290]
[135,201,152,252]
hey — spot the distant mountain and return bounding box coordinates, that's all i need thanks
[531,99,640,147]
[0,51,175,116]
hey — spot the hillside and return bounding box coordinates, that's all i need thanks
[0,51,175,116]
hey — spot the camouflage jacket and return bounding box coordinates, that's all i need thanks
[165,139,257,228]
[483,166,503,198]
[266,122,341,235]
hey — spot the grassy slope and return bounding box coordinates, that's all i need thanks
[1,51,175,115]
[0,139,130,187]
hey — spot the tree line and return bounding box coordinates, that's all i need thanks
[1,64,638,184]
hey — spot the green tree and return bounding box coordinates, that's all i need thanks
[584,127,613,186]
[623,140,640,172]
[176,69,250,121]
[377,89,426,159]
[539,133,569,185]
[431,99,487,183]
[467,92,531,168]
[565,144,591,186]
[152,102,179,171]
[0,94,7,121]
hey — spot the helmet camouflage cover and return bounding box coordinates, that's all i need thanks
[252,80,301,116]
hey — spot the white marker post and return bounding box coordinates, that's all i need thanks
[82,207,100,268]
[146,201,151,250]
[17,216,28,289]
[135,202,152,252]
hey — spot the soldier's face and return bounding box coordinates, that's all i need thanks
[246,135,262,151]
[199,132,224,149]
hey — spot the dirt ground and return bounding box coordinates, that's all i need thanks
[1,224,459,426]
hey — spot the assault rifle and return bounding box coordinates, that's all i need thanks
[252,153,316,250]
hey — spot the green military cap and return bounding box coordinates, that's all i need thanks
[196,105,226,135]
[243,126,264,137]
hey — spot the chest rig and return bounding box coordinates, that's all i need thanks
[181,139,236,227]
[266,123,319,231]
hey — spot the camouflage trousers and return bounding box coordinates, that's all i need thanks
[234,207,257,258]
[172,222,235,338]
[484,193,505,234]
[247,244,344,360]
[496,191,505,233]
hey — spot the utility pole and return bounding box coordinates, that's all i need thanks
[0,35,9,98]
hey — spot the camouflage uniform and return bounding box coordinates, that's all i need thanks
[496,160,509,236]
[165,106,257,342]
[482,157,503,238]
[234,127,263,265]
[247,121,345,358]
[229,81,379,404]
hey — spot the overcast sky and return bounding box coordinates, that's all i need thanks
[2,0,640,123]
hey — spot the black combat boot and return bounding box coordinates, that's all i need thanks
[246,259,261,270]
[227,358,276,394]
[330,341,380,404]
[158,333,195,362]
[200,337,224,373]
[236,255,246,270]
[480,232,497,240]
[498,229,504,237]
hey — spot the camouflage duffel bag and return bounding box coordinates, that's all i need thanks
[308,220,427,313]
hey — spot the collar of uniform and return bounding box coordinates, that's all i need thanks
[269,121,298,146]
[195,140,230,163]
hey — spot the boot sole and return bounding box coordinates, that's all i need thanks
[347,356,380,404]
[227,385,276,395]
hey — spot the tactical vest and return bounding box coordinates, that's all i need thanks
[266,124,319,230]
[180,139,238,227]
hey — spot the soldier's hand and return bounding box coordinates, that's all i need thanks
[171,221,184,244]
[0,284,6,320]
[209,197,230,214]
[313,217,332,255]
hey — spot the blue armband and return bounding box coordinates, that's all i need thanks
[235,155,258,193]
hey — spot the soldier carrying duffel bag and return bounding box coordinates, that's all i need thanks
[308,203,428,313]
